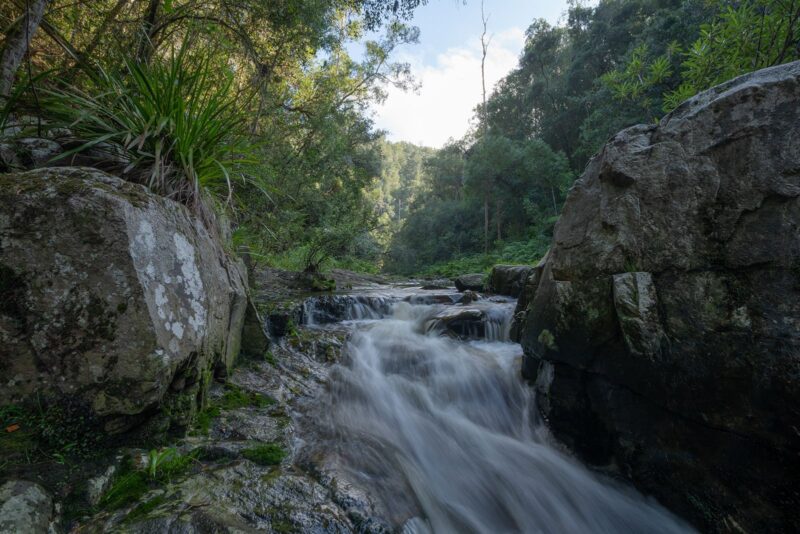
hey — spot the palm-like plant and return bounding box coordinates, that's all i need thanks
[43,42,254,211]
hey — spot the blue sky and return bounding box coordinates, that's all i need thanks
[356,0,574,147]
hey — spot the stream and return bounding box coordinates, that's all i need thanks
[301,288,694,533]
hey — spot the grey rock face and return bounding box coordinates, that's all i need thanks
[453,273,484,292]
[486,265,533,297]
[0,167,248,430]
[0,480,54,534]
[517,61,800,531]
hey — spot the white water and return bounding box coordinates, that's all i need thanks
[318,298,695,533]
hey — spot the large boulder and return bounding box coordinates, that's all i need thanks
[517,61,800,532]
[453,273,484,292]
[0,167,248,433]
[486,264,533,297]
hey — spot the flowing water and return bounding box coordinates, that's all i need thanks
[304,290,694,533]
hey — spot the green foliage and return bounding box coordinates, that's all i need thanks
[0,399,104,469]
[100,463,149,511]
[42,42,255,210]
[147,447,194,480]
[604,0,800,113]
[219,383,276,410]
[242,444,287,466]
[383,136,568,274]
[193,406,221,436]
[101,450,195,512]
[417,238,548,278]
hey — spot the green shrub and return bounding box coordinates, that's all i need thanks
[42,41,256,210]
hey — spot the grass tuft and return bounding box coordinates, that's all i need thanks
[41,40,258,213]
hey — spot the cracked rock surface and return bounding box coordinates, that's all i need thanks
[514,61,800,532]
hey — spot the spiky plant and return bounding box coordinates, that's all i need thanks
[43,42,254,211]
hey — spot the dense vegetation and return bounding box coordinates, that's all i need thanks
[0,0,425,273]
[1,0,798,277]
[382,0,800,275]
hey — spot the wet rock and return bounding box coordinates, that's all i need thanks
[301,295,396,324]
[419,278,451,290]
[453,273,484,292]
[86,461,121,507]
[404,293,457,305]
[0,167,248,431]
[240,302,270,359]
[517,61,800,531]
[486,265,533,297]
[0,480,55,534]
[460,290,479,304]
[425,307,485,339]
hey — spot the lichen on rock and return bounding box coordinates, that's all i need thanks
[0,167,248,434]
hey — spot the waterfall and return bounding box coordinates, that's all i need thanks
[301,295,398,325]
[310,297,694,533]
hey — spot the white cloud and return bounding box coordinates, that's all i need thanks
[373,27,525,148]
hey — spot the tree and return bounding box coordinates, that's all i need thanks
[0,0,50,97]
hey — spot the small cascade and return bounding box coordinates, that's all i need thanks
[305,291,694,534]
[483,306,513,342]
[301,295,398,325]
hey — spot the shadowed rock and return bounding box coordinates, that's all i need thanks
[516,61,800,531]
[453,273,484,292]
[486,265,533,297]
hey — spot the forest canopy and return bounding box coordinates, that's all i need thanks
[1,0,798,276]
[380,0,800,275]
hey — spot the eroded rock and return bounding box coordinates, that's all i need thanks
[517,61,800,531]
[486,265,533,297]
[0,480,55,534]
[453,273,484,292]
[0,167,248,432]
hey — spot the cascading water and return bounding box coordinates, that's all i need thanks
[308,293,695,533]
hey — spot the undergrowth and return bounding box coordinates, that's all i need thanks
[413,238,548,279]
[100,448,197,513]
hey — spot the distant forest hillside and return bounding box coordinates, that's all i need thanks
[379,0,800,275]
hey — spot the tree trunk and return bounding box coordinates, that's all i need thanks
[136,0,161,64]
[495,199,501,241]
[480,0,490,125]
[77,0,128,65]
[551,186,558,216]
[483,195,489,254]
[0,0,49,98]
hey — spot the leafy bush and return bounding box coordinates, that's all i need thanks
[416,238,549,278]
[42,42,255,211]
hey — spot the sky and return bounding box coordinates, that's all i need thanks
[357,0,573,148]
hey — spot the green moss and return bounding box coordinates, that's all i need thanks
[310,276,336,292]
[149,448,196,481]
[219,383,275,410]
[264,350,278,367]
[193,406,220,436]
[124,494,167,524]
[241,443,287,466]
[99,459,149,511]
[100,450,195,513]
[537,329,558,351]
[272,519,297,533]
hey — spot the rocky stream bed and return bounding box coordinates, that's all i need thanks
[50,277,692,533]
